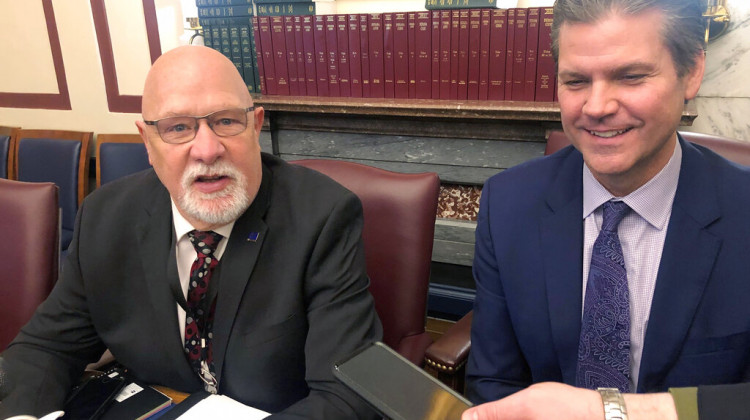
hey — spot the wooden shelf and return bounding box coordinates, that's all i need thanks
[254,96,698,125]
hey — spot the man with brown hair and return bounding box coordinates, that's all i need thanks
[466,0,750,417]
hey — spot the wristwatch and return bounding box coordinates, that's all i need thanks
[597,388,629,420]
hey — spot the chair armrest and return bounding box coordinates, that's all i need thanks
[424,311,473,374]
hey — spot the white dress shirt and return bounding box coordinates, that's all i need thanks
[171,199,235,343]
[581,140,682,390]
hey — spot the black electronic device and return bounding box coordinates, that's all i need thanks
[61,371,126,420]
[333,341,472,420]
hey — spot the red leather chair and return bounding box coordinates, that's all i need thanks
[291,159,440,365]
[0,179,60,350]
[425,129,750,393]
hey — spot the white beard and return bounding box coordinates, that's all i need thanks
[177,160,251,226]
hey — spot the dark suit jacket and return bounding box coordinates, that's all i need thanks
[0,153,383,419]
[698,382,750,419]
[466,138,750,403]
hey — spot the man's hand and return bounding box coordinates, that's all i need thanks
[461,382,678,420]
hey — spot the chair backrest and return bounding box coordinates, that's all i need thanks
[679,131,750,167]
[15,129,92,251]
[0,179,60,350]
[96,134,151,188]
[291,159,440,365]
[0,126,19,179]
[545,129,750,166]
[544,130,571,156]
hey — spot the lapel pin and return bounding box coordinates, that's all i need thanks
[247,232,260,242]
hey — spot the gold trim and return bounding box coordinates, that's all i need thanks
[704,0,730,43]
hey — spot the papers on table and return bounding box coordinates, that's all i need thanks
[173,394,270,420]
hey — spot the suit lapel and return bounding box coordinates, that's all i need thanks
[213,165,272,383]
[136,181,199,385]
[638,139,722,391]
[540,150,585,384]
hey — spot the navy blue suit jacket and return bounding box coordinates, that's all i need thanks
[467,137,750,403]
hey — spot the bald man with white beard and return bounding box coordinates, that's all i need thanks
[0,46,382,419]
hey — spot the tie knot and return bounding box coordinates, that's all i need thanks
[601,200,630,232]
[188,230,223,256]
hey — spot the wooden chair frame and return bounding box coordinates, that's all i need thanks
[0,125,20,179]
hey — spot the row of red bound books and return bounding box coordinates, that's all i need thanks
[205,7,558,102]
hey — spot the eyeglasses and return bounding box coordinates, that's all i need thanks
[144,107,255,144]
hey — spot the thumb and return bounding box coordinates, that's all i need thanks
[462,401,506,420]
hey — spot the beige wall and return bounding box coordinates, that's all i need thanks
[0,0,184,142]
[1,0,746,146]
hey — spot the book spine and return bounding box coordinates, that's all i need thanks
[382,13,395,98]
[504,8,515,100]
[209,19,222,55]
[368,13,385,98]
[439,10,451,99]
[251,17,266,95]
[524,7,540,101]
[449,9,460,99]
[283,16,300,96]
[535,7,555,102]
[487,8,506,100]
[457,9,469,100]
[197,0,252,6]
[313,15,329,96]
[392,12,409,99]
[511,8,527,100]
[248,16,262,95]
[218,18,234,62]
[256,3,315,16]
[302,15,318,96]
[270,15,291,95]
[197,5,253,18]
[467,9,481,100]
[407,12,417,98]
[201,18,214,50]
[230,17,246,71]
[325,15,340,97]
[431,10,441,99]
[348,14,363,98]
[359,14,371,98]
[415,11,432,99]
[293,16,307,95]
[336,14,351,97]
[257,16,277,95]
[240,22,257,94]
[425,0,498,9]
[478,9,491,100]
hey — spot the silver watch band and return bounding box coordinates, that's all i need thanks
[597,388,629,420]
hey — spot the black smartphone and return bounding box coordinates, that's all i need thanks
[333,341,472,420]
[61,371,126,420]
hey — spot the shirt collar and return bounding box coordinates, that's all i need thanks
[171,198,235,242]
[583,139,682,230]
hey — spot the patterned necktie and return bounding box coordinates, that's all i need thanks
[576,200,632,392]
[185,229,222,393]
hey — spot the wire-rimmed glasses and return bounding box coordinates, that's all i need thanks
[144,106,255,144]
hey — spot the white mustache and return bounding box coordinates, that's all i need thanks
[182,161,240,189]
